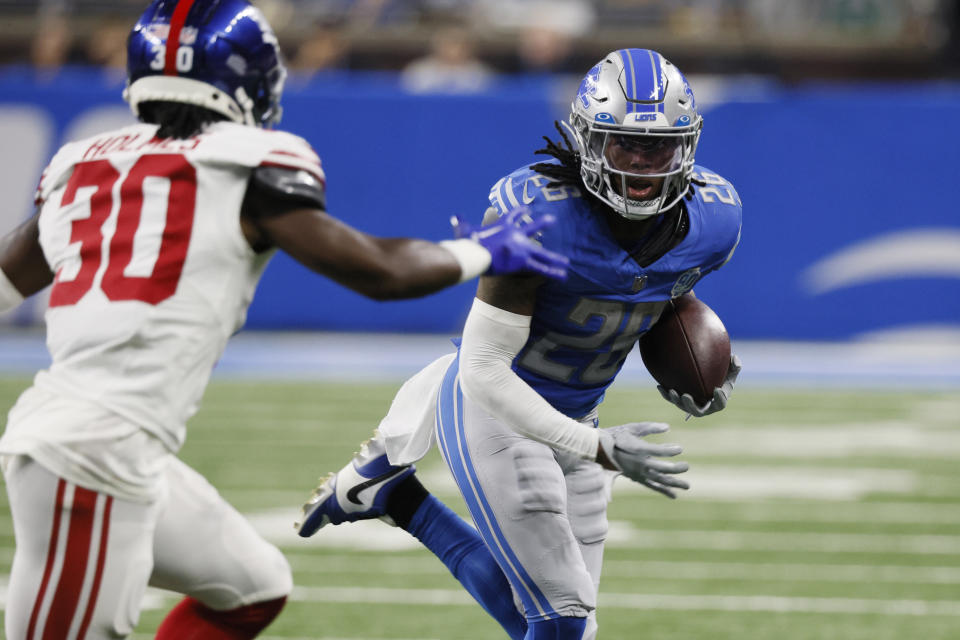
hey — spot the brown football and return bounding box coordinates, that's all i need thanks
[639,294,731,405]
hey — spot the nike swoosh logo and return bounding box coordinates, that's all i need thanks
[522,179,535,204]
[346,467,408,505]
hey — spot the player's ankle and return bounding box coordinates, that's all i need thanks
[385,473,430,528]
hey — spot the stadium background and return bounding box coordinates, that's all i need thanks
[0,1,959,638]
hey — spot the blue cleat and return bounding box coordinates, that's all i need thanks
[296,433,415,537]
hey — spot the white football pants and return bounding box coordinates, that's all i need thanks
[435,355,611,640]
[3,455,292,639]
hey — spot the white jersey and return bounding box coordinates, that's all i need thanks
[0,121,325,501]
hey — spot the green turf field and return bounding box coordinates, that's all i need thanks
[0,376,958,639]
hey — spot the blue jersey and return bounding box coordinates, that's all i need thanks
[483,161,742,418]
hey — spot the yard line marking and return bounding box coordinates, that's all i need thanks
[243,508,960,555]
[598,593,960,616]
[602,560,960,584]
[293,586,473,606]
[604,524,960,554]
[285,554,960,585]
[419,464,937,502]
[290,586,960,617]
[636,501,960,525]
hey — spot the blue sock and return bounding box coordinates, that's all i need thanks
[407,495,528,640]
[524,617,587,640]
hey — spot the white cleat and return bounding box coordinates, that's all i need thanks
[296,433,414,537]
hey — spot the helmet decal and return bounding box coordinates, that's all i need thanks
[576,62,603,109]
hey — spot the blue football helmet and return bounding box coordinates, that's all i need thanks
[570,49,702,220]
[124,0,286,127]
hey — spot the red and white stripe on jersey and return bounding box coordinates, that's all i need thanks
[26,480,113,640]
[260,146,326,187]
[34,166,50,207]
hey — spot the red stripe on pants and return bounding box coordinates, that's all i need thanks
[26,479,67,640]
[76,495,112,639]
[41,485,98,640]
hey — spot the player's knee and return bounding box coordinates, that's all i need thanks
[203,542,292,608]
[254,543,293,599]
[530,540,597,615]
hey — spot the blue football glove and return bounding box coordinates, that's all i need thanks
[658,354,742,418]
[451,206,569,281]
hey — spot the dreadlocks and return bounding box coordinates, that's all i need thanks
[529,120,706,268]
[530,121,584,190]
[137,101,228,139]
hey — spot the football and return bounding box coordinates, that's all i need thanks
[638,294,731,405]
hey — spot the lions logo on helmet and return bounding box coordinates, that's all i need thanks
[570,49,702,220]
[124,0,287,128]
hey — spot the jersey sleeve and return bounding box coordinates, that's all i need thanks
[199,124,327,188]
[258,132,326,187]
[691,166,743,273]
[483,164,574,255]
[34,141,84,208]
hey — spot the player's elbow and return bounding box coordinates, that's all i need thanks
[457,353,507,409]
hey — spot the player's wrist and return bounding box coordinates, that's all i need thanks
[0,268,24,313]
[595,431,619,470]
[438,239,492,283]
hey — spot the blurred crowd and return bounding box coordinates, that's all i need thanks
[1,0,957,83]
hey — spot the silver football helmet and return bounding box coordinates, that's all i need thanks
[570,49,702,220]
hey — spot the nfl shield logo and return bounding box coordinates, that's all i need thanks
[632,275,648,292]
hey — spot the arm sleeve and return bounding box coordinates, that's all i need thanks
[458,297,600,460]
[242,165,327,220]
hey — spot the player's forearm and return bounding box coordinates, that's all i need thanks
[256,207,495,300]
[359,237,495,298]
[458,298,600,460]
[0,213,53,305]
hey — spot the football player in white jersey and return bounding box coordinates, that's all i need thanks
[0,1,568,638]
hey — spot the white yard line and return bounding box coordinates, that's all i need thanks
[289,586,960,617]
[5,577,960,619]
[604,524,960,554]
[285,554,960,585]
[243,507,960,554]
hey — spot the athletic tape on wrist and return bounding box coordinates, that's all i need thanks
[438,239,492,283]
[0,268,24,313]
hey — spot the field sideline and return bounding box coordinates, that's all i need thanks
[0,332,958,638]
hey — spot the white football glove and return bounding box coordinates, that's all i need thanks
[658,354,742,418]
[596,422,690,499]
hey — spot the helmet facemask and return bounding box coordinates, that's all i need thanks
[575,118,701,219]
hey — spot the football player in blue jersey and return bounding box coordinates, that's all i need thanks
[297,49,742,640]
